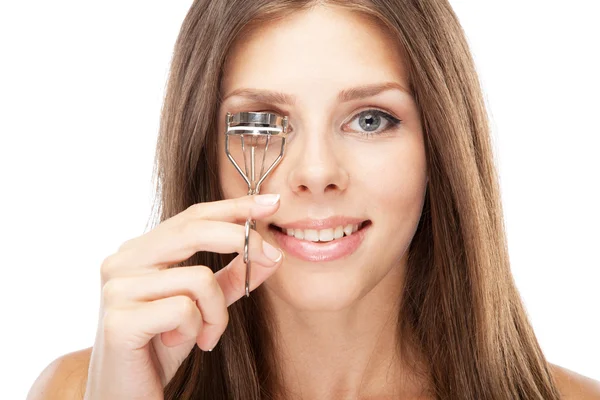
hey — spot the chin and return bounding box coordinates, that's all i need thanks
[264,269,367,312]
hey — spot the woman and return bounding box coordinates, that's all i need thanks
[28,0,600,399]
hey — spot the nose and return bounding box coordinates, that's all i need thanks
[286,126,349,198]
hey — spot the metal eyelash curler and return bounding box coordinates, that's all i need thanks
[225,111,289,297]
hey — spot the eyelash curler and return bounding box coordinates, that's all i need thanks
[225,111,289,297]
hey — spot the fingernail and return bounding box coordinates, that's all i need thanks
[262,241,283,263]
[254,194,280,206]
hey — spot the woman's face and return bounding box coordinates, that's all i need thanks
[217,5,428,311]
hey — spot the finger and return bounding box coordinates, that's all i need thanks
[102,266,228,348]
[181,193,282,224]
[103,295,203,351]
[215,252,284,307]
[118,194,280,253]
[101,222,283,281]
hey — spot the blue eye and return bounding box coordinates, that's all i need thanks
[346,109,401,137]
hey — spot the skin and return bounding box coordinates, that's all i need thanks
[217,4,429,399]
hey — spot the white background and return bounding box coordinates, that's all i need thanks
[1,1,598,398]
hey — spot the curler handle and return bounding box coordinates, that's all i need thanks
[243,218,256,297]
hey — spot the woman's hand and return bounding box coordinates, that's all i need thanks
[83,194,283,400]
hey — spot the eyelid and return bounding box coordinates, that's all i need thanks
[346,106,399,122]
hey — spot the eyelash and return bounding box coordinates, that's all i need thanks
[345,109,402,138]
[244,108,402,138]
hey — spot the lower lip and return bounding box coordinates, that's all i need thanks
[270,222,371,262]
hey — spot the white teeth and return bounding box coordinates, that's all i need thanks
[318,228,334,242]
[334,226,344,239]
[343,224,354,236]
[304,229,319,242]
[283,223,362,242]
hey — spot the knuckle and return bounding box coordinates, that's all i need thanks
[186,203,207,219]
[100,254,119,282]
[195,265,215,286]
[101,279,120,303]
[117,238,134,252]
[176,296,198,319]
[178,218,206,238]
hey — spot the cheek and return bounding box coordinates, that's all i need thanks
[355,139,427,222]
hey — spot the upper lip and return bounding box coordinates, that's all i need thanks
[270,216,369,230]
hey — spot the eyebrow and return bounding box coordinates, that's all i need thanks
[221,81,410,106]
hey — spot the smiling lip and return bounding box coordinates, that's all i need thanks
[269,220,371,262]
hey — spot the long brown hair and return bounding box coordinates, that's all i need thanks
[150,0,562,398]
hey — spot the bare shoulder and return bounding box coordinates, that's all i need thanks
[550,363,600,399]
[27,347,92,400]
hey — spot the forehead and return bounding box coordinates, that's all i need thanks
[220,5,409,102]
